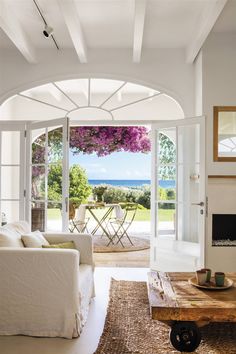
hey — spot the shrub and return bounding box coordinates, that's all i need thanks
[159,188,176,209]
[166,189,175,200]
[103,187,127,203]
[125,189,143,203]
[94,185,176,210]
[159,188,167,201]
[102,185,150,209]
[93,185,108,202]
[136,186,150,209]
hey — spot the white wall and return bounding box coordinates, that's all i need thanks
[201,32,236,271]
[194,51,202,116]
[203,33,236,175]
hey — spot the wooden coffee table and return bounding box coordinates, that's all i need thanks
[147,271,236,352]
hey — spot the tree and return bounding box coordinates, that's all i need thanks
[69,165,92,205]
[47,164,92,207]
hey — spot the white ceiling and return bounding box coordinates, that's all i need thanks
[0,0,235,63]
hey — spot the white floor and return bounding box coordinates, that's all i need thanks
[0,267,149,354]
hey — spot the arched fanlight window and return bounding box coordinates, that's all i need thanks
[1,79,184,121]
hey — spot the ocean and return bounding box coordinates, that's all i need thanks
[88,179,175,188]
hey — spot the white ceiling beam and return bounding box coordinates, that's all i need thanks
[133,0,147,63]
[57,0,87,63]
[0,1,37,63]
[186,0,227,64]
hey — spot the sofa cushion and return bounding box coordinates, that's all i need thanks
[42,241,81,263]
[0,227,25,247]
[42,241,77,249]
[22,230,50,248]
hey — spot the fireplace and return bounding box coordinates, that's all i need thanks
[212,214,236,246]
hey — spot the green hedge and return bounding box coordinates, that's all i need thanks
[98,185,175,210]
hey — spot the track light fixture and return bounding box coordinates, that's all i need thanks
[43,25,53,38]
[33,0,59,49]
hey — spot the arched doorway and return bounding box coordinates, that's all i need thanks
[0,78,205,271]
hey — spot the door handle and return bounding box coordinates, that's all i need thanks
[191,202,204,207]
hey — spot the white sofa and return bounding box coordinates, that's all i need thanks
[0,221,95,339]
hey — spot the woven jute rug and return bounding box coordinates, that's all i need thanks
[94,279,236,354]
[93,236,150,253]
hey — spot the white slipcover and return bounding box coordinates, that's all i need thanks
[0,225,95,339]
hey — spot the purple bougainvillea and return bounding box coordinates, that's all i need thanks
[70,126,151,156]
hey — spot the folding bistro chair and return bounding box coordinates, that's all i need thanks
[69,202,90,233]
[109,202,138,247]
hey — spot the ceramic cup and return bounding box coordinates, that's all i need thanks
[196,270,207,285]
[215,272,225,287]
[201,268,211,282]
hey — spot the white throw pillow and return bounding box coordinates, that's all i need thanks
[6,221,31,235]
[0,228,24,247]
[21,230,50,248]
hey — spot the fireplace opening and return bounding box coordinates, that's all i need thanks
[212,214,236,246]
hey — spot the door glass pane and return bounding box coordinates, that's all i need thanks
[177,203,201,244]
[1,131,20,164]
[31,203,45,232]
[47,202,62,231]
[48,127,63,163]
[178,163,200,203]
[158,129,176,201]
[1,201,19,223]
[32,166,45,201]
[48,164,62,202]
[159,129,176,164]
[158,166,176,197]
[157,202,176,237]
[1,166,20,199]
[178,125,200,164]
[32,129,46,164]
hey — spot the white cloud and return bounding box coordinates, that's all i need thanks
[125,170,132,176]
[85,163,107,175]
[123,169,149,178]
[134,170,143,177]
[84,163,101,168]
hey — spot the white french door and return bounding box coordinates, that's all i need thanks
[151,116,205,271]
[26,118,69,232]
[0,122,26,224]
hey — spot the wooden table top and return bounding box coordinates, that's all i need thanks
[148,271,236,323]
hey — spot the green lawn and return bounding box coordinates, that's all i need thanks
[47,208,175,222]
[136,209,175,221]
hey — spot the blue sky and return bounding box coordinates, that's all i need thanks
[69,151,151,180]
